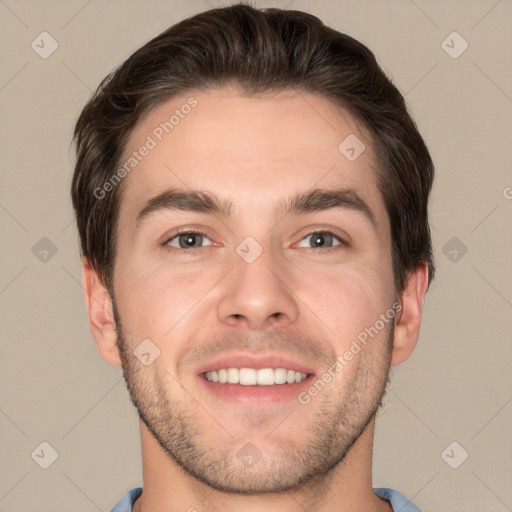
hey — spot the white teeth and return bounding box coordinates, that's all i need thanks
[274,368,287,384]
[227,368,238,384]
[204,367,308,385]
[257,368,274,386]
[239,368,257,385]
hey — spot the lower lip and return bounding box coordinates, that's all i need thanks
[198,374,314,405]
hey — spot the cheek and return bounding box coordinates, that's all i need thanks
[115,255,215,339]
[295,259,392,346]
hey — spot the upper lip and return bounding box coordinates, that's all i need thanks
[195,352,316,376]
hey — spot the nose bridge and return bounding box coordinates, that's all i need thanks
[216,235,299,329]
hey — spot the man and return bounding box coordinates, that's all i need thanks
[71,3,435,511]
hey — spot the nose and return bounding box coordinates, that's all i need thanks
[217,241,300,330]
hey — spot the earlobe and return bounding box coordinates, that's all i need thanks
[81,257,122,367]
[391,262,429,367]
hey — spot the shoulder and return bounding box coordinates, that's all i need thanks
[374,487,422,512]
[110,487,143,512]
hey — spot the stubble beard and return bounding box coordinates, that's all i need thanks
[112,296,394,495]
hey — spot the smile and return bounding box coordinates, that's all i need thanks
[203,367,309,386]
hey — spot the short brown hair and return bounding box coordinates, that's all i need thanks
[71,2,436,295]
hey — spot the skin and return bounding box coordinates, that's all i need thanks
[82,86,428,512]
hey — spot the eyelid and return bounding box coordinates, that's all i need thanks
[162,227,215,248]
[295,228,350,249]
[162,226,351,253]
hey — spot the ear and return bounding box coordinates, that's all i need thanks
[81,256,122,367]
[391,262,429,366]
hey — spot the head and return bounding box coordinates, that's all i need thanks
[73,3,435,495]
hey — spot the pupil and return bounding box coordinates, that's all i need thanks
[181,233,200,248]
[313,233,329,247]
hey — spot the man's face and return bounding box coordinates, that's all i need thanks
[112,87,397,493]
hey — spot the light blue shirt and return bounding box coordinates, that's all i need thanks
[111,486,421,511]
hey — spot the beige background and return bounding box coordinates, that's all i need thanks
[1,0,511,511]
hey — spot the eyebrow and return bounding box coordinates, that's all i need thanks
[135,187,378,232]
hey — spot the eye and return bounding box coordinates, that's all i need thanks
[296,230,347,251]
[164,230,213,250]
[162,229,348,252]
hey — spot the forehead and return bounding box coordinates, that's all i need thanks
[117,87,387,233]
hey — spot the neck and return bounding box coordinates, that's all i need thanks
[132,417,392,512]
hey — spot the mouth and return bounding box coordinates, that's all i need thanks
[202,367,309,385]
[196,353,316,405]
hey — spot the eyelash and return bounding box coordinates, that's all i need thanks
[162,228,349,253]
